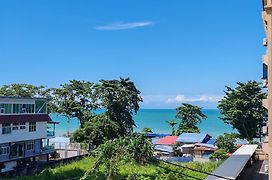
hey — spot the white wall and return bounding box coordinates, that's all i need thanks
[0,122,47,144]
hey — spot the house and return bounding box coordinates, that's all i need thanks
[176,133,212,156]
[0,96,57,173]
[176,133,212,144]
[154,136,178,145]
[193,143,217,159]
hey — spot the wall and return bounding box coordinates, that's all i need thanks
[0,122,47,144]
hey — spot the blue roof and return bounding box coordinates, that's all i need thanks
[176,133,211,143]
[145,133,171,138]
[154,145,173,153]
[207,138,217,145]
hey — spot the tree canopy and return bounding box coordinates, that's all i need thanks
[0,84,49,97]
[218,81,267,141]
[72,114,120,147]
[176,103,207,133]
[52,80,97,127]
[215,133,238,153]
[94,78,142,136]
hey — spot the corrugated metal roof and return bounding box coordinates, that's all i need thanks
[205,144,258,180]
[154,136,178,145]
[207,138,217,145]
[0,114,53,123]
[154,145,173,153]
[145,133,171,138]
[195,143,217,149]
[176,133,211,143]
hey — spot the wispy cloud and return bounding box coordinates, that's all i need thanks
[141,94,223,106]
[165,94,223,104]
[95,21,154,31]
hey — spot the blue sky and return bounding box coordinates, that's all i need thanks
[0,0,265,109]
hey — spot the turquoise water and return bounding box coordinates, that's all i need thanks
[50,109,235,138]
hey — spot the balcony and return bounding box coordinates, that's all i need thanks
[41,145,55,154]
[47,131,55,137]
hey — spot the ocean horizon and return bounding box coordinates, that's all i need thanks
[50,109,236,138]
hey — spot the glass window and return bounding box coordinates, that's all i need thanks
[0,146,10,155]
[0,104,12,114]
[20,123,26,130]
[2,123,11,134]
[29,122,36,132]
[26,142,34,150]
[35,100,47,113]
[12,123,19,130]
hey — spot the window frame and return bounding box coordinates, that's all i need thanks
[29,122,36,132]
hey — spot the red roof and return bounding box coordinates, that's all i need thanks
[155,136,178,145]
[0,114,53,124]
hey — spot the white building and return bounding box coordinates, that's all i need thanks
[0,96,57,173]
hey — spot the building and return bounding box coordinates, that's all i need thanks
[0,96,57,173]
[176,133,211,144]
[262,0,272,179]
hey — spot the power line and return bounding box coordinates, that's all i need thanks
[155,158,234,180]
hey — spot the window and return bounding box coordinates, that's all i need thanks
[2,123,11,134]
[20,123,26,130]
[26,142,34,150]
[0,108,5,114]
[0,146,10,155]
[29,122,36,132]
[12,123,19,130]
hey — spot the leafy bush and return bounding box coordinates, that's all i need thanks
[209,149,228,160]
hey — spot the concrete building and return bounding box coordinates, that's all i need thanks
[262,0,272,179]
[0,96,57,173]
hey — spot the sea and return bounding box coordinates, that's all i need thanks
[50,109,236,138]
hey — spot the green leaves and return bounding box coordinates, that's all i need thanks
[215,133,238,153]
[94,78,142,136]
[218,81,267,141]
[175,103,207,133]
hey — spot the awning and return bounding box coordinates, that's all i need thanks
[0,114,54,123]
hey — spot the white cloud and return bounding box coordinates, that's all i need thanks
[95,21,154,31]
[166,94,222,103]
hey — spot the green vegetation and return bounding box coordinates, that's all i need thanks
[175,103,207,134]
[72,114,121,147]
[215,133,238,153]
[166,119,177,135]
[16,156,220,180]
[94,78,142,136]
[142,127,153,134]
[218,81,267,141]
[209,149,228,161]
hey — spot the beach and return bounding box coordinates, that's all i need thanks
[51,109,235,138]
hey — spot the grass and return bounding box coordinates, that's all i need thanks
[15,157,220,180]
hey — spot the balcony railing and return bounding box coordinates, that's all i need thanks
[41,145,55,152]
[47,131,55,137]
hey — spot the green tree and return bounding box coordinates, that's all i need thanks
[218,81,267,141]
[128,134,154,165]
[94,78,142,136]
[142,127,153,134]
[0,83,57,113]
[209,149,228,161]
[72,114,120,147]
[166,120,177,135]
[81,138,130,180]
[176,103,207,133]
[52,80,97,127]
[215,133,238,153]
[0,84,48,97]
